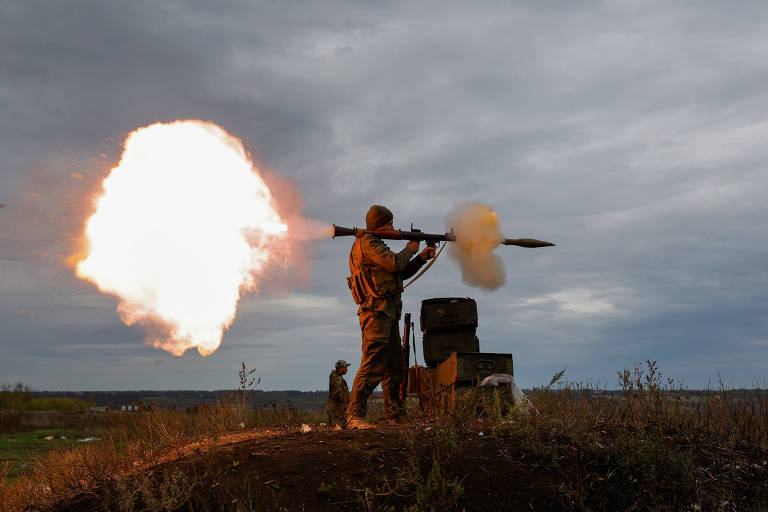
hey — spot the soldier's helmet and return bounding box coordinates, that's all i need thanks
[335,360,351,369]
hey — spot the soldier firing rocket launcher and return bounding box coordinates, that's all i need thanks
[331,224,555,248]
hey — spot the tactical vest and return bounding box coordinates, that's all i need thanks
[346,237,403,304]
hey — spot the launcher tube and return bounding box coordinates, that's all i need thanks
[332,224,554,248]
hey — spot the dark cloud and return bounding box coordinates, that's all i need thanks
[1,1,767,390]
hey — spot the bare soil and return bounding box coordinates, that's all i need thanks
[52,418,768,511]
[56,422,564,511]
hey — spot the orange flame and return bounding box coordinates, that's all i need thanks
[73,120,288,356]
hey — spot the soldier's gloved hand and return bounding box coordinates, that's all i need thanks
[420,247,436,260]
[406,240,420,253]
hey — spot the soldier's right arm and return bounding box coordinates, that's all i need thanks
[360,236,415,272]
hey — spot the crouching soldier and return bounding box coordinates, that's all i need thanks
[327,360,350,426]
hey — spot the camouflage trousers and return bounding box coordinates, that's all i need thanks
[346,311,405,420]
[327,403,347,426]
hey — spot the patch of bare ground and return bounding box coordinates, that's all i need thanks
[47,415,768,511]
[56,422,562,511]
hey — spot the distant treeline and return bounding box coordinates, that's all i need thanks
[0,383,91,411]
[5,382,758,413]
[26,388,329,411]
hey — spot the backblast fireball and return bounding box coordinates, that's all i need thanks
[74,120,288,356]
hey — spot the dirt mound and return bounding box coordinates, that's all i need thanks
[59,422,559,511]
[53,414,768,511]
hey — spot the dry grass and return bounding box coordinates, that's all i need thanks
[0,397,325,511]
[480,361,768,510]
[2,361,767,511]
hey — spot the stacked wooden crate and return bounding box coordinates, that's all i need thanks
[418,297,514,406]
[420,297,479,368]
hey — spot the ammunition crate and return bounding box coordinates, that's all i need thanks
[422,331,480,368]
[435,352,513,388]
[406,365,432,395]
[420,297,478,333]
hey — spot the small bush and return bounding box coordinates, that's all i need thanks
[409,458,463,512]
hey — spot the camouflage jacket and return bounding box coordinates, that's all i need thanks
[349,234,427,320]
[327,370,349,407]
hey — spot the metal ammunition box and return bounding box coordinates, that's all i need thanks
[435,352,514,388]
[422,331,480,368]
[420,297,478,333]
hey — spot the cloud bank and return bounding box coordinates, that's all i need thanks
[1,1,767,390]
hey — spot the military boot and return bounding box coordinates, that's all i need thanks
[346,416,376,430]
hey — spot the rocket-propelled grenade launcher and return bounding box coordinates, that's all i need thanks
[332,224,555,248]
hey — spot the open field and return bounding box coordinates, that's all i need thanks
[1,362,768,511]
[0,429,86,479]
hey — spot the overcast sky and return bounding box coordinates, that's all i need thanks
[1,1,767,391]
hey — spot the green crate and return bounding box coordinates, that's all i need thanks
[420,297,478,333]
[422,331,479,368]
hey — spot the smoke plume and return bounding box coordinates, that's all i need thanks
[258,169,334,294]
[446,203,506,291]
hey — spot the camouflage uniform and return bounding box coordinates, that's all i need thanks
[346,234,426,420]
[327,369,349,425]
